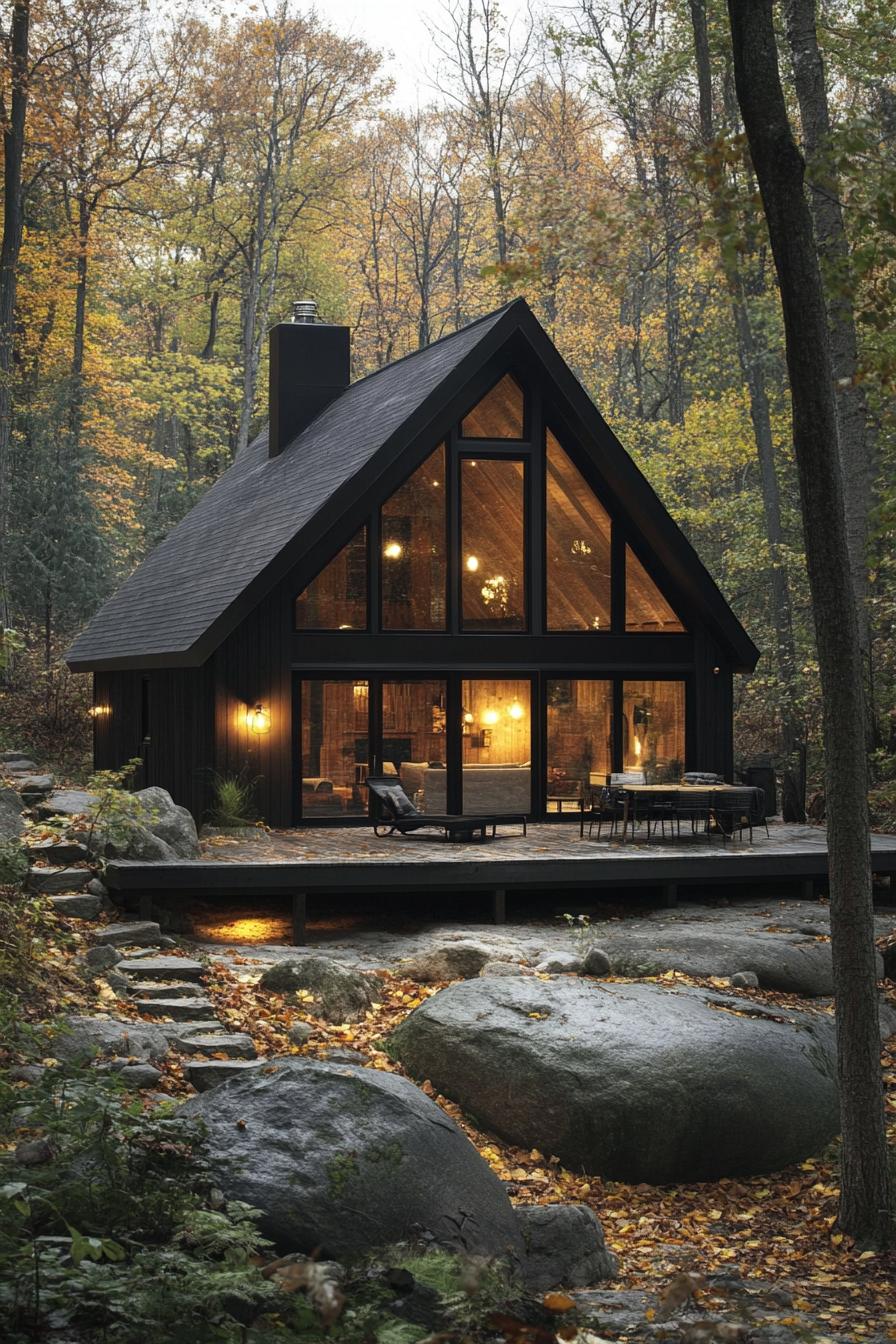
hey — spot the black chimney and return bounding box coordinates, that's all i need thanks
[268,300,350,458]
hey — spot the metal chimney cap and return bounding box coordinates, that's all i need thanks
[292,299,318,324]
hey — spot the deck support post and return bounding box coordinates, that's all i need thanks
[492,888,506,925]
[801,878,814,901]
[138,891,153,922]
[663,883,678,908]
[291,892,308,945]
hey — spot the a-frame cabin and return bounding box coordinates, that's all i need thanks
[67,298,759,827]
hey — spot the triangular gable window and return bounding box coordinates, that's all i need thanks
[460,373,524,439]
[295,527,368,630]
[546,431,612,631]
[625,545,685,631]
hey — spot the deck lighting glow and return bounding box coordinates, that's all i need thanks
[247,703,271,735]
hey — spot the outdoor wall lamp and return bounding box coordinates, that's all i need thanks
[247,703,271,735]
[88,704,110,719]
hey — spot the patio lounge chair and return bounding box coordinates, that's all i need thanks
[365,775,527,841]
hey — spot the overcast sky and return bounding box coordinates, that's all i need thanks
[257,0,536,108]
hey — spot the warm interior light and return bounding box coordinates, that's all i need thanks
[463,710,475,724]
[465,555,479,572]
[482,708,499,726]
[634,735,642,760]
[508,700,524,720]
[247,703,271,735]
[383,540,403,559]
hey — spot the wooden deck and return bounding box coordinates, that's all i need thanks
[104,822,896,944]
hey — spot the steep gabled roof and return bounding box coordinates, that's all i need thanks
[66,299,759,672]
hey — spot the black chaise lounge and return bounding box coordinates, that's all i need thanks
[365,775,527,841]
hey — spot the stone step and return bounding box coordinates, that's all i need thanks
[50,893,102,920]
[93,921,163,948]
[118,956,204,982]
[27,839,88,865]
[168,1030,257,1059]
[157,1020,221,1039]
[185,1059,267,1091]
[134,997,215,1021]
[27,866,91,894]
[126,981,206,1000]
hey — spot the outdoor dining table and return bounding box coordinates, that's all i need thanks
[616,783,760,843]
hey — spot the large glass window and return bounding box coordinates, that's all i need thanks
[461,678,531,814]
[383,679,448,813]
[381,446,447,630]
[300,679,370,816]
[622,680,685,782]
[625,545,685,632]
[461,458,526,630]
[546,431,612,631]
[295,528,367,630]
[546,679,613,806]
[460,373,524,439]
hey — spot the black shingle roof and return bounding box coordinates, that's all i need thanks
[66,304,513,670]
[66,298,759,672]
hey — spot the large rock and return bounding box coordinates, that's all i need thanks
[515,1204,617,1291]
[100,823,176,863]
[49,1015,169,1063]
[259,956,373,1022]
[135,787,200,859]
[400,943,501,983]
[181,1058,526,1262]
[390,977,841,1184]
[0,785,24,839]
[596,924,879,997]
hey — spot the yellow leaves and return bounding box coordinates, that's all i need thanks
[542,1291,575,1313]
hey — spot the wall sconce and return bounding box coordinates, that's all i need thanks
[482,707,499,726]
[383,540,403,559]
[247,703,271,735]
[88,704,110,719]
[508,700,524,721]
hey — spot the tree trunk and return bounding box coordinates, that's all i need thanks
[689,0,804,818]
[727,0,892,1247]
[69,195,90,444]
[0,0,30,627]
[783,0,872,672]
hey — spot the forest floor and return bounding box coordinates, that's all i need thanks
[6,888,896,1341]
[176,894,896,1340]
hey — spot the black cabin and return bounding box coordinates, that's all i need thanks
[66,298,759,827]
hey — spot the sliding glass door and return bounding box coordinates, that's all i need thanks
[298,673,688,820]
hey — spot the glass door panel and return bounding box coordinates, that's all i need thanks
[300,679,370,817]
[461,678,531,814]
[622,680,685,782]
[381,680,448,813]
[546,679,613,807]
